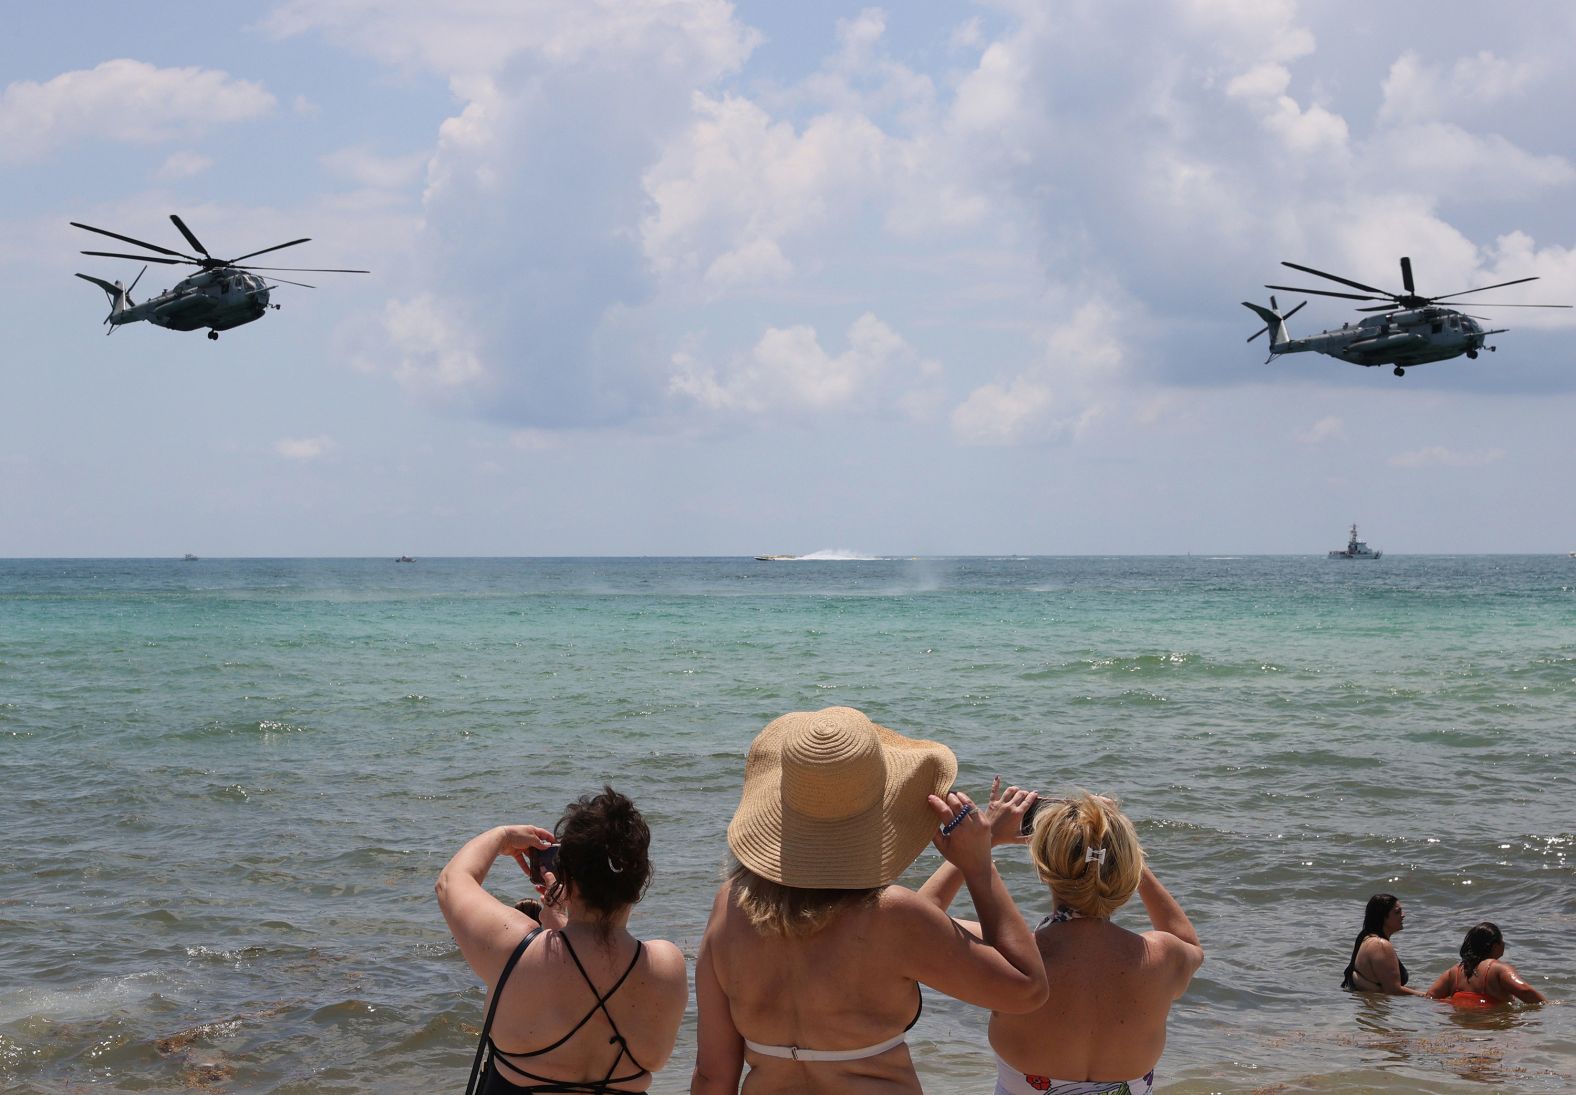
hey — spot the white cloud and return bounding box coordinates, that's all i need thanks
[1298,416,1345,444]
[950,375,1056,446]
[0,60,274,162]
[670,312,939,418]
[263,0,758,83]
[154,151,213,181]
[641,93,891,286]
[1389,446,1505,469]
[1364,123,1574,201]
[1379,51,1544,126]
[274,436,335,461]
[381,294,489,399]
[322,146,429,190]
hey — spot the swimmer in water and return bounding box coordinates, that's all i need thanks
[1340,894,1425,996]
[1425,922,1547,1006]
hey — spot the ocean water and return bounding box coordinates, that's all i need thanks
[1,555,1572,1094]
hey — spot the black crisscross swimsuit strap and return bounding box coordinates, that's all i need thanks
[481,927,649,1094]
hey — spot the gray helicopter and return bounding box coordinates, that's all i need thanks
[1242,257,1569,376]
[72,214,368,340]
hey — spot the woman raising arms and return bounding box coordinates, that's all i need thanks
[437,788,687,1093]
[691,707,1048,1095]
[921,784,1203,1095]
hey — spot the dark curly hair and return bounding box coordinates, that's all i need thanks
[1459,921,1502,978]
[545,787,652,933]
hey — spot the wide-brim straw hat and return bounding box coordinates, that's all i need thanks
[727,707,958,889]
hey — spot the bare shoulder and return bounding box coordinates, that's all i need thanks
[1144,927,1204,976]
[878,884,952,931]
[641,937,688,975]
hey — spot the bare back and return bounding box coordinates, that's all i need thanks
[990,916,1194,1082]
[487,927,686,1091]
[700,884,925,1094]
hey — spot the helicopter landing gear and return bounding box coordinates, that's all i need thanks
[207,330,219,340]
[1393,366,1405,377]
[1466,349,1478,359]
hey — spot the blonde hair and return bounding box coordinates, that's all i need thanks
[728,863,882,939]
[1028,791,1144,919]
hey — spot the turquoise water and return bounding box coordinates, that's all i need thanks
[1,556,1572,1092]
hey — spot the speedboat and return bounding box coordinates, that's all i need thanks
[395,555,415,563]
[754,554,799,561]
[1328,525,1381,559]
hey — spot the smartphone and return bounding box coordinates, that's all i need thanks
[528,844,560,885]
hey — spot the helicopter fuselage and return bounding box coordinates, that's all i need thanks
[1275,307,1499,368]
[112,268,273,333]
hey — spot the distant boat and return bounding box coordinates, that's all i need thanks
[754,554,799,561]
[1328,524,1381,559]
[182,554,199,562]
[395,555,415,563]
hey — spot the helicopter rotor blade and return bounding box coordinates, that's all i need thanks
[81,250,190,265]
[70,221,195,260]
[1282,300,1307,322]
[235,264,370,273]
[1265,283,1388,302]
[1443,301,1573,309]
[1400,257,1415,294]
[169,215,212,258]
[127,265,146,296]
[228,239,312,263]
[1356,303,1402,312]
[261,276,318,289]
[1430,276,1540,301]
[1280,261,1392,297]
[1246,327,1267,343]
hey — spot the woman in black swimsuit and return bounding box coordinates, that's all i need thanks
[1341,893,1424,996]
[437,787,687,1093]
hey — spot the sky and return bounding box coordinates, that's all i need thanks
[3,0,1575,556]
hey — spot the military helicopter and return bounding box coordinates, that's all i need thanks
[1242,257,1569,376]
[72,214,368,340]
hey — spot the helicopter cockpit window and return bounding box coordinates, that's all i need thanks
[1431,321,1443,333]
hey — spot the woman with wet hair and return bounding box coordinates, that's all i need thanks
[922,785,1204,1095]
[1425,921,1548,1006]
[437,787,686,1093]
[1340,893,1424,996]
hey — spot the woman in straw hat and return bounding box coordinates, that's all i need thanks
[921,786,1203,1095]
[691,707,1049,1094]
[437,787,687,1093]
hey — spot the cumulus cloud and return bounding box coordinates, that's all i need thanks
[277,0,1576,444]
[1389,446,1505,469]
[670,312,941,418]
[1379,51,1545,126]
[0,60,274,162]
[274,436,335,461]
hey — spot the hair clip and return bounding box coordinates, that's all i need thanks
[1085,847,1106,865]
[940,802,974,837]
[607,857,624,874]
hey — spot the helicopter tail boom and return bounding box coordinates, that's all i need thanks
[1241,300,1291,352]
[75,272,136,326]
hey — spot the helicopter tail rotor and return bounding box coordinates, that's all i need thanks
[1242,297,1303,356]
[75,272,134,329]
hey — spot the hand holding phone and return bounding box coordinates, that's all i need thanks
[527,844,560,885]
